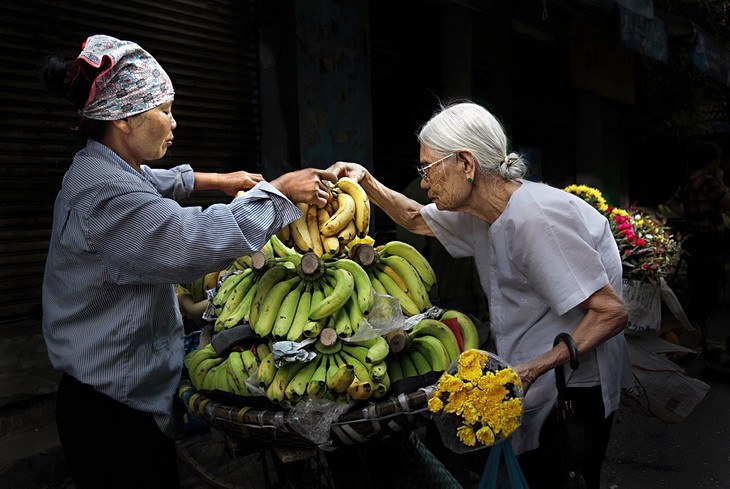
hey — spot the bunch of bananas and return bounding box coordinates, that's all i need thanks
[257,330,392,403]
[183,341,272,395]
[386,314,480,382]
[278,177,372,256]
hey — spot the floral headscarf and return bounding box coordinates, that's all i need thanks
[76,34,174,120]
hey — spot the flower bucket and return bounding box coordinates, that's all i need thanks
[623,279,661,333]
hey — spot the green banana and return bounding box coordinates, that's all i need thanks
[399,353,419,378]
[408,348,434,375]
[441,309,480,351]
[309,280,325,313]
[212,270,248,308]
[387,355,404,383]
[308,268,355,321]
[266,360,307,403]
[326,354,356,393]
[227,351,250,395]
[340,343,369,366]
[272,280,306,340]
[255,341,272,362]
[365,335,390,364]
[379,255,431,311]
[368,271,388,295]
[240,349,259,377]
[306,355,329,399]
[409,318,461,363]
[184,343,217,376]
[338,349,372,384]
[286,282,312,342]
[372,268,421,316]
[369,361,388,383]
[332,306,352,337]
[214,270,256,330]
[371,371,391,399]
[248,265,291,328]
[380,240,437,289]
[303,319,326,339]
[269,233,300,258]
[202,360,226,391]
[253,275,301,337]
[256,351,277,388]
[333,258,374,315]
[344,293,364,334]
[412,335,450,372]
[284,357,320,402]
[192,356,225,390]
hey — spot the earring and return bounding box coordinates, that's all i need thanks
[467,176,473,183]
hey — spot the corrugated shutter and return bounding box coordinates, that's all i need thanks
[0,0,259,321]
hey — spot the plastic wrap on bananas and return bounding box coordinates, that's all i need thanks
[272,337,317,367]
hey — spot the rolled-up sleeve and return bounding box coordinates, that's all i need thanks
[141,164,194,201]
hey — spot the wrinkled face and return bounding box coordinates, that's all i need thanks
[126,98,176,162]
[418,146,469,210]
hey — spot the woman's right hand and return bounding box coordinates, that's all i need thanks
[327,161,368,182]
[270,168,337,208]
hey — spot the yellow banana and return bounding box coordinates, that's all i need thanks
[441,309,480,351]
[317,208,341,255]
[275,224,292,248]
[184,343,217,377]
[333,258,374,315]
[308,268,355,321]
[336,220,357,244]
[336,177,370,237]
[253,275,301,337]
[379,264,409,293]
[321,192,356,236]
[380,240,437,289]
[306,204,324,257]
[290,203,313,252]
[271,280,305,340]
[346,377,372,401]
[227,351,251,395]
[379,255,431,311]
[408,318,461,363]
[372,268,421,316]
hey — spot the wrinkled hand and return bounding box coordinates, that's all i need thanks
[270,168,338,208]
[219,171,264,197]
[326,161,368,182]
[511,363,537,396]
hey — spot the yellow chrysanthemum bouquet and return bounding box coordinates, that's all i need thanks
[428,349,523,452]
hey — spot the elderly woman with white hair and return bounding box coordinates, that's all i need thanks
[328,101,633,489]
[40,34,336,488]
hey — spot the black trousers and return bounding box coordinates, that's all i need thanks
[55,373,180,489]
[518,386,614,489]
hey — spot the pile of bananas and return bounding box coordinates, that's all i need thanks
[184,176,485,406]
[278,177,372,256]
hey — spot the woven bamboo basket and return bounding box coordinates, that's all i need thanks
[178,374,437,450]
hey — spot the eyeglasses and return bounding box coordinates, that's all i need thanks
[417,153,454,180]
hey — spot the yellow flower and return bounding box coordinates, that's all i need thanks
[456,425,477,446]
[475,426,496,446]
[428,396,444,413]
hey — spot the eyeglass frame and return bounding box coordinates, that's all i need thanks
[416,152,455,180]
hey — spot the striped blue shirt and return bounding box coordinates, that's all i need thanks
[42,140,301,436]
